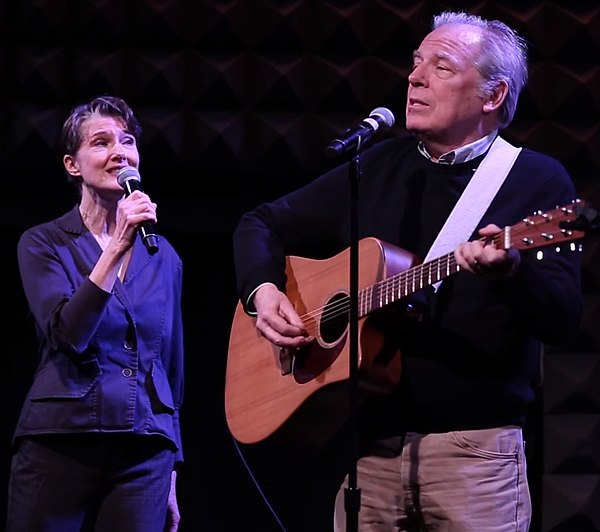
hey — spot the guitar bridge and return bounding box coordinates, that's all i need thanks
[279,346,293,375]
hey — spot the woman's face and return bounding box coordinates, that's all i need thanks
[63,114,140,198]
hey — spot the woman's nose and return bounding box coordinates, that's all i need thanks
[111,146,128,161]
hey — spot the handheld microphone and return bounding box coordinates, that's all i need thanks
[325,107,395,158]
[116,166,159,255]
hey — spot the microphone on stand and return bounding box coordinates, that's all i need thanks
[325,107,395,158]
[116,166,160,255]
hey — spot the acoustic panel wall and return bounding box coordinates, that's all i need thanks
[1,1,599,531]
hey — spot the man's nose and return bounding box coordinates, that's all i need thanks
[408,65,426,86]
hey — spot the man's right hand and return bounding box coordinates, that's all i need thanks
[253,284,313,349]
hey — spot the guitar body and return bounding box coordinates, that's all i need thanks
[225,237,418,445]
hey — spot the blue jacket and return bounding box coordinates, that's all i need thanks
[14,205,185,463]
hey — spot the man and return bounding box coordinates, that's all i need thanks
[232,11,582,531]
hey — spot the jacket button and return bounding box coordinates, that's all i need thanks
[123,341,133,350]
[122,368,133,378]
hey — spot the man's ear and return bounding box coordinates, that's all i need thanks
[483,80,508,113]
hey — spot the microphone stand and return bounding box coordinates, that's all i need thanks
[343,149,363,532]
[325,108,394,530]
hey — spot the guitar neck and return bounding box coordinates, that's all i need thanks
[357,197,592,317]
[358,251,458,316]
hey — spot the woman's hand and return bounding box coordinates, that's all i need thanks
[164,470,180,532]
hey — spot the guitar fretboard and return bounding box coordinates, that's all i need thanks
[357,199,589,317]
[359,252,459,316]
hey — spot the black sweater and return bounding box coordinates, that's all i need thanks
[233,135,582,438]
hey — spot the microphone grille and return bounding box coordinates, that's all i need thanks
[116,166,141,188]
[370,107,395,129]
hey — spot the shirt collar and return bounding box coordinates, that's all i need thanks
[418,130,498,164]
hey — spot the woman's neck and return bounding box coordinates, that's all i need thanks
[79,197,116,249]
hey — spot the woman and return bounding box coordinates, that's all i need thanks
[5,95,184,532]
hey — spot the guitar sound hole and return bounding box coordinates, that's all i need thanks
[292,292,349,384]
[319,292,349,344]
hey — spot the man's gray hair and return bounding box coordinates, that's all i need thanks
[433,11,529,129]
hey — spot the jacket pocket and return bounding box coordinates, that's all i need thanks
[146,359,175,414]
[30,355,101,400]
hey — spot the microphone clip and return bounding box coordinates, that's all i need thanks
[325,107,395,158]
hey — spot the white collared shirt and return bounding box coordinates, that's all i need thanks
[418,130,498,164]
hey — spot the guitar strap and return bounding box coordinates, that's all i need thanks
[424,135,522,289]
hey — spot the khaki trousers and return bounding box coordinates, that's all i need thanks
[334,426,531,531]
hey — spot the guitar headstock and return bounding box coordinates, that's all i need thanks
[501,199,597,252]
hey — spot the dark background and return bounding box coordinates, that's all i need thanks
[1,1,599,531]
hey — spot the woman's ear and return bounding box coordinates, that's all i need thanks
[63,154,81,177]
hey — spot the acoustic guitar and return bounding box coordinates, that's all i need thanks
[225,200,594,445]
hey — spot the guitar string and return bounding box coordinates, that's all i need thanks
[238,203,578,340]
[299,255,459,330]
[291,224,550,332]
[295,253,461,331]
[291,205,581,335]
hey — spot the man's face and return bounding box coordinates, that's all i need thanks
[405,23,488,157]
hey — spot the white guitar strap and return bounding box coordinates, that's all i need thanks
[424,135,522,289]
